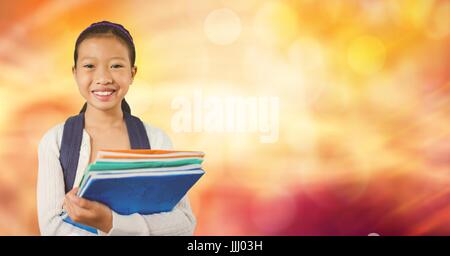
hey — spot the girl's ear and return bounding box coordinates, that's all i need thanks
[131,66,137,80]
[72,66,76,77]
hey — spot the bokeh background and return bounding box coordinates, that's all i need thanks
[0,0,449,235]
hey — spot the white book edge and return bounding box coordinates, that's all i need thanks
[97,151,204,159]
[95,157,204,163]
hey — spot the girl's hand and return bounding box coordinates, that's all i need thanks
[64,187,113,233]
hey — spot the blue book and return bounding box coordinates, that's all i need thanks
[62,214,98,234]
[63,168,204,234]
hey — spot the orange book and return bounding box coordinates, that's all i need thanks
[97,149,205,160]
[100,149,203,155]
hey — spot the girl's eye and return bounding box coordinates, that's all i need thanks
[83,64,94,69]
[111,64,123,69]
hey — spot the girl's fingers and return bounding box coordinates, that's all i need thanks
[65,189,100,222]
[66,193,82,217]
[71,194,95,210]
[68,187,101,212]
[73,204,94,221]
[68,187,79,197]
[67,187,90,209]
[65,196,94,221]
[64,196,75,216]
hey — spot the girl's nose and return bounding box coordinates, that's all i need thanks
[96,77,113,85]
[94,67,113,85]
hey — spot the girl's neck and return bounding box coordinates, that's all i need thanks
[84,104,124,129]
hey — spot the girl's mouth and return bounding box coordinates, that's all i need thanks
[91,89,116,102]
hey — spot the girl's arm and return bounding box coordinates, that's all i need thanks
[37,125,96,236]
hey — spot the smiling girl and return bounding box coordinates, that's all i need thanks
[37,21,196,236]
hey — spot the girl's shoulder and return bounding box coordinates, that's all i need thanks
[38,123,65,154]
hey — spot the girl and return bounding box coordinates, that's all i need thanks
[37,21,196,236]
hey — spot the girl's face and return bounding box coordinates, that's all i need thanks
[73,36,137,112]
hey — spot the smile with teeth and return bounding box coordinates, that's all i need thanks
[91,89,117,101]
[93,91,114,96]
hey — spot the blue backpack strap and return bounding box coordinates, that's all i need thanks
[59,111,151,193]
[60,113,85,194]
[124,111,151,149]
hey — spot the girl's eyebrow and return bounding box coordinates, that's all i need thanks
[110,57,127,60]
[79,56,95,61]
[79,56,127,62]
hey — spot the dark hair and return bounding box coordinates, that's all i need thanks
[74,20,135,66]
[75,21,134,114]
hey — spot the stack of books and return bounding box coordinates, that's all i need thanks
[62,149,205,233]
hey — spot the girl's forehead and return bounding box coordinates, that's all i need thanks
[77,35,129,59]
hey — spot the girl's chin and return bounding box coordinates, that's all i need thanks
[87,99,122,112]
